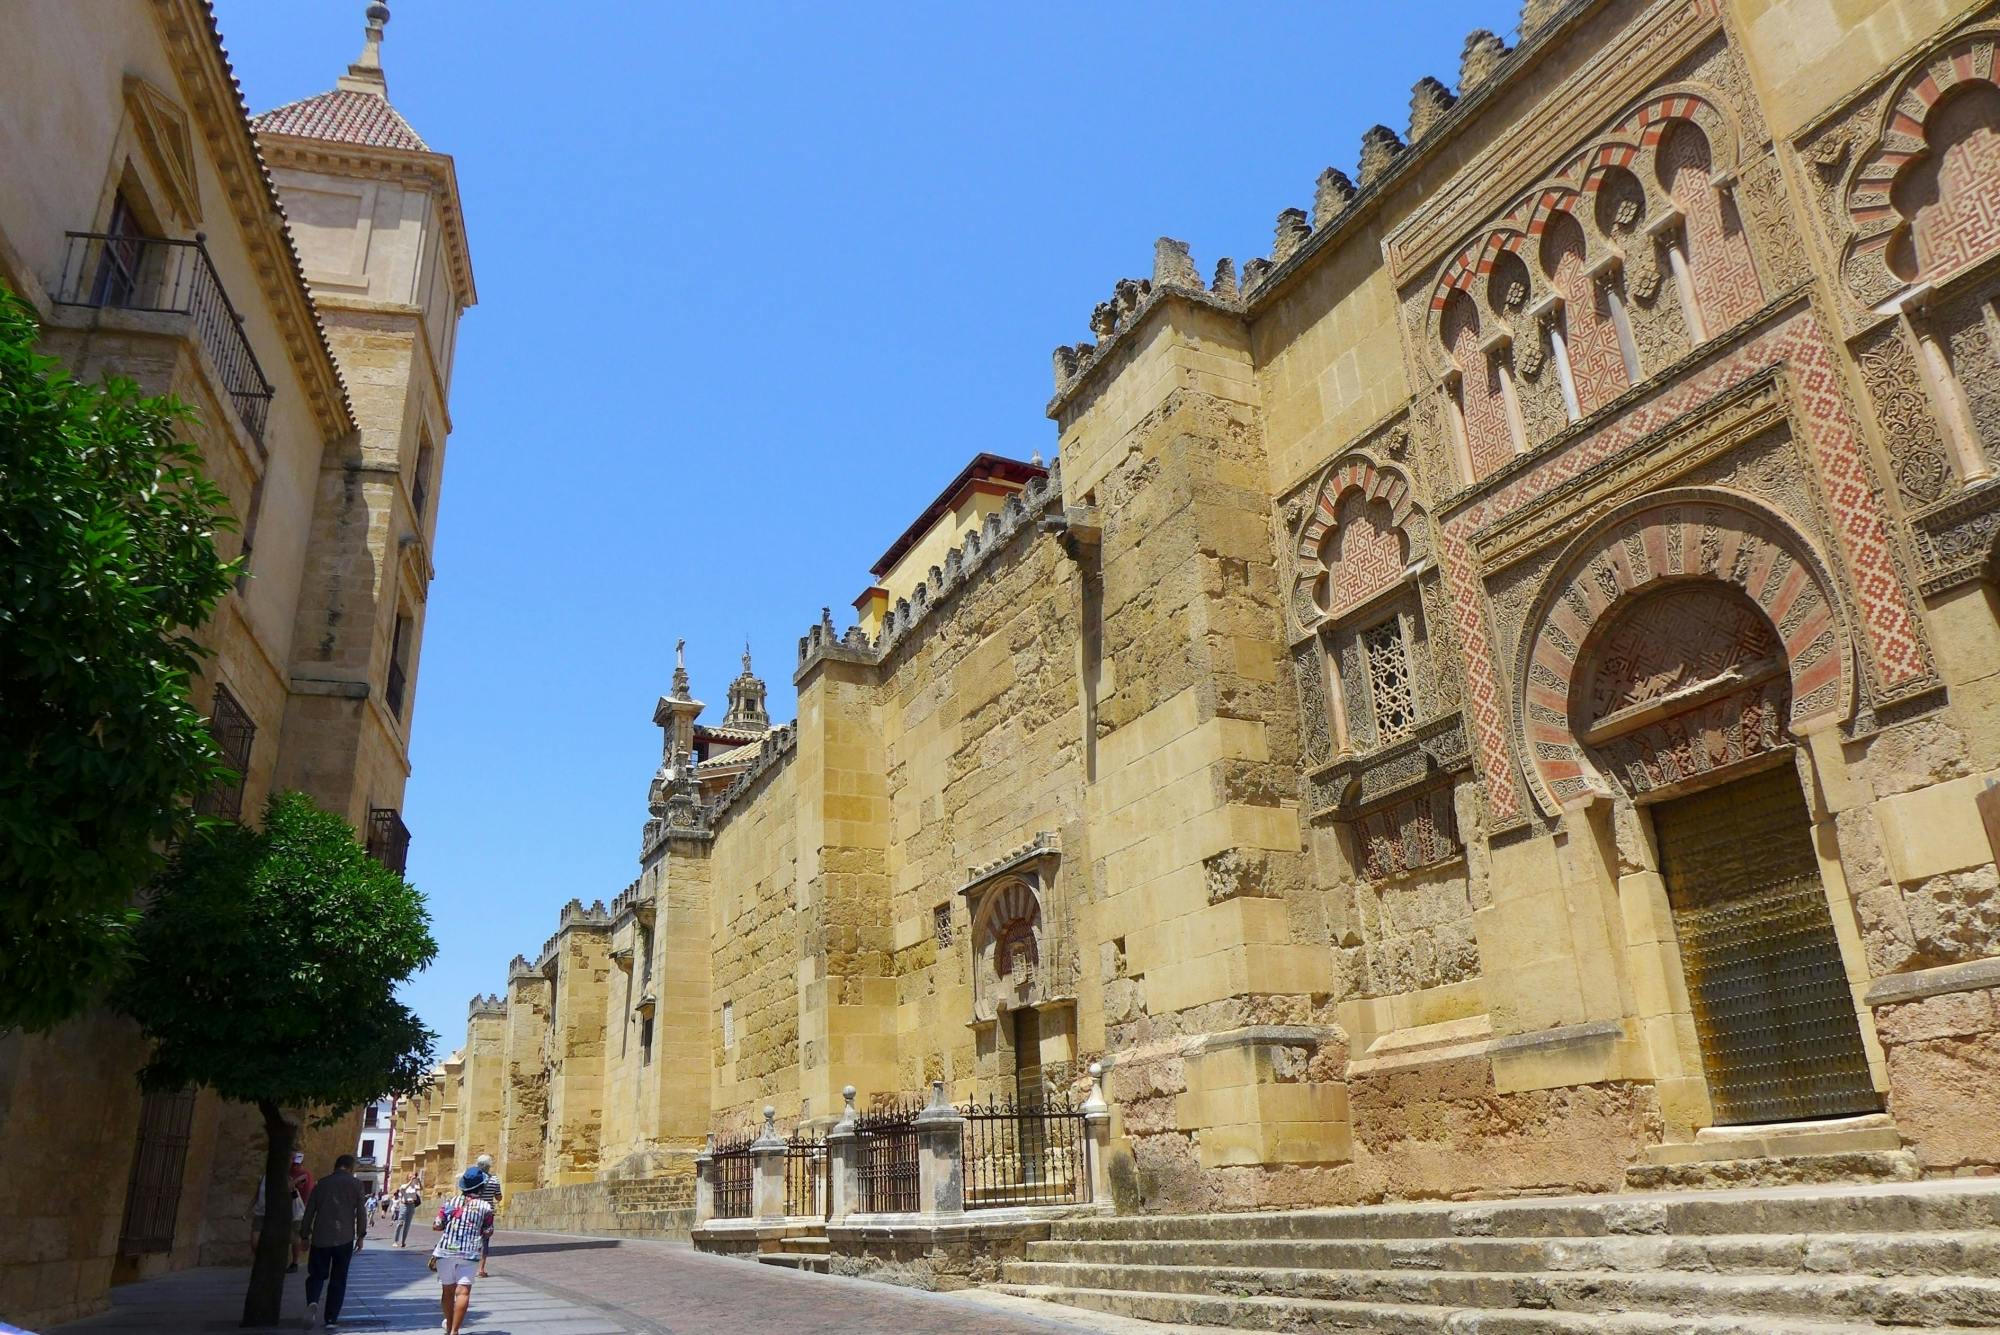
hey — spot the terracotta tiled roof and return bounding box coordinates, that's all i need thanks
[252,88,427,152]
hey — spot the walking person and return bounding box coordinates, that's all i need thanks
[287,1151,316,1273]
[393,1180,422,1247]
[299,1153,367,1329]
[432,1167,495,1335]
[469,1154,502,1278]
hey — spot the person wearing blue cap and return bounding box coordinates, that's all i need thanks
[430,1166,495,1333]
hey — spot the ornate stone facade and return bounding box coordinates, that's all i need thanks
[441,0,2000,1229]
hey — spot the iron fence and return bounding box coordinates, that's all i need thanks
[855,1099,922,1214]
[963,1092,1090,1209]
[712,1129,754,1220]
[53,231,275,444]
[785,1127,829,1219]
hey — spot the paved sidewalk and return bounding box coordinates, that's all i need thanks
[49,1228,1214,1335]
[49,1234,630,1334]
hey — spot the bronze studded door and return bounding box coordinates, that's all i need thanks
[1651,763,1880,1125]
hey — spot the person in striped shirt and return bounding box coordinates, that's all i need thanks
[430,1168,494,1334]
[470,1153,502,1278]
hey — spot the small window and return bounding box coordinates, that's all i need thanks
[721,1000,735,1051]
[360,1139,375,1160]
[1361,617,1417,743]
[411,438,435,524]
[386,612,413,719]
[934,903,953,948]
[194,684,255,820]
[640,1014,655,1066]
[364,1105,379,1128]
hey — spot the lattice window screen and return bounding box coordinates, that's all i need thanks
[1362,618,1417,743]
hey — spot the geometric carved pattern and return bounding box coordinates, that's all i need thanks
[1441,312,1936,826]
[1580,584,1792,799]
[1895,84,2000,281]
[1854,322,1955,505]
[1356,783,1461,881]
[971,877,1043,1023]
[1445,291,1518,481]
[1844,31,2000,297]
[1292,453,1416,628]
[1659,119,1762,334]
[1362,617,1418,744]
[1326,492,1409,614]
[1543,211,1629,415]
[1515,491,1851,813]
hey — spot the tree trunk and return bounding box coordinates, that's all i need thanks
[242,1100,294,1327]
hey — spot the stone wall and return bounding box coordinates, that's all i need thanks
[501,1179,694,1241]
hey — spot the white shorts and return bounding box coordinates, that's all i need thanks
[436,1255,478,1287]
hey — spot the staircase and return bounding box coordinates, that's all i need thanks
[993,1178,2000,1332]
[758,1232,830,1274]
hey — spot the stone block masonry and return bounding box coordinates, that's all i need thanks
[437,0,2000,1250]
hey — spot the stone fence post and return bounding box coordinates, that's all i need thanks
[914,1079,964,1218]
[1081,1061,1112,1206]
[826,1084,859,1222]
[693,1133,716,1225]
[749,1105,787,1222]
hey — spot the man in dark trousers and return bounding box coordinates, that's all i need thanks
[299,1153,367,1328]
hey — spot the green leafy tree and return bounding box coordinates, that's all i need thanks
[0,285,237,1030]
[116,791,438,1327]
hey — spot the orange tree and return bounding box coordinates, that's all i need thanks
[117,791,437,1327]
[0,285,235,1031]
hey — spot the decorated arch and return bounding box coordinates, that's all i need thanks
[1291,453,1420,629]
[1512,489,1855,815]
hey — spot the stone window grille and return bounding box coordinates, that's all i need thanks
[1362,617,1417,743]
[933,903,953,948]
[721,1000,735,1051]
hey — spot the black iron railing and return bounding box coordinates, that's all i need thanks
[366,807,411,875]
[713,1130,754,1220]
[964,1092,1089,1209]
[855,1100,922,1214]
[54,231,276,444]
[785,1128,829,1219]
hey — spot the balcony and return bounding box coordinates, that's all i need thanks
[366,807,411,876]
[53,231,275,444]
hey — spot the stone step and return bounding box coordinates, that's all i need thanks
[788,1235,831,1254]
[1626,1150,1922,1192]
[997,1260,2000,1327]
[991,1282,1950,1335]
[1047,1179,2000,1244]
[1024,1230,2000,1279]
[758,1251,829,1273]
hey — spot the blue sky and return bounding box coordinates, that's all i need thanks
[213,0,1511,1050]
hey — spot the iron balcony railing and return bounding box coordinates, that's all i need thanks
[54,230,276,444]
[366,807,411,876]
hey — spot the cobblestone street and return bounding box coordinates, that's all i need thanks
[52,1222,1202,1334]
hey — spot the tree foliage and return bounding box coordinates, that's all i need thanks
[117,790,440,1113]
[0,285,237,1031]
[116,790,438,1326]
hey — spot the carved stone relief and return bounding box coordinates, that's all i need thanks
[1853,322,1955,507]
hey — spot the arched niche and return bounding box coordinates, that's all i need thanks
[1513,489,1855,815]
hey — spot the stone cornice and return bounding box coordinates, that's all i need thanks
[152,0,355,441]
[256,134,478,310]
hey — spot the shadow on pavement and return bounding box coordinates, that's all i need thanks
[490,1238,623,1257]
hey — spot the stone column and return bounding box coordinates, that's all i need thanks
[749,1106,788,1222]
[1080,1061,1112,1206]
[913,1080,964,1218]
[692,1134,716,1225]
[826,1085,859,1222]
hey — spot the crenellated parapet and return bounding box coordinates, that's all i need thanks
[796,464,1065,679]
[1047,6,1555,408]
[468,992,507,1019]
